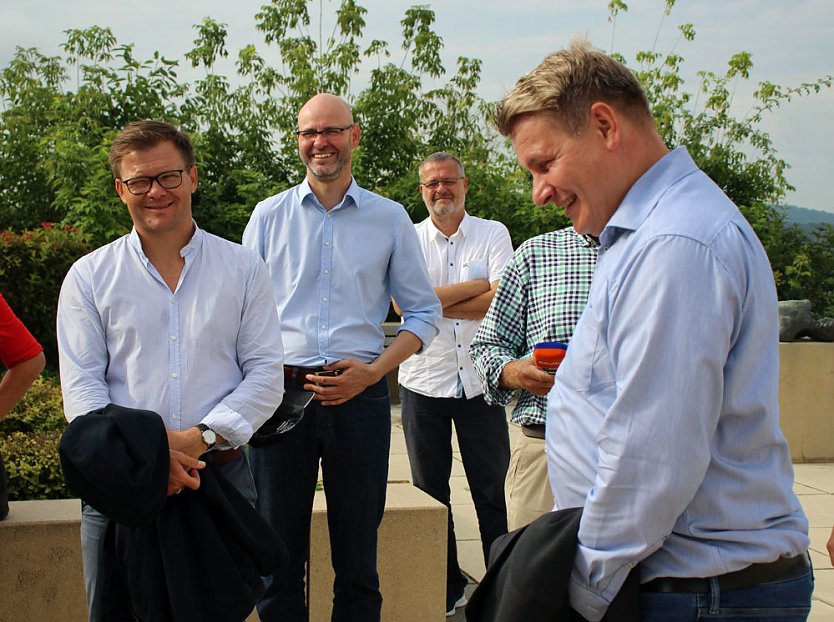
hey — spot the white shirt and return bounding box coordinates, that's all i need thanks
[57,225,285,448]
[399,213,513,398]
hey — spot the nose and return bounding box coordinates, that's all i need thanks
[311,133,329,148]
[145,179,168,197]
[531,175,553,207]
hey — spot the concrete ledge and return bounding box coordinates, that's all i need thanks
[308,483,446,622]
[0,499,86,622]
[1,485,446,622]
[779,342,834,462]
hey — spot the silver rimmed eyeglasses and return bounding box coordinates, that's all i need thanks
[295,124,355,140]
[419,177,465,189]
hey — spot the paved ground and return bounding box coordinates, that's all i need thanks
[388,403,834,621]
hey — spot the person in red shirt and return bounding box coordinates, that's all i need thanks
[0,292,46,519]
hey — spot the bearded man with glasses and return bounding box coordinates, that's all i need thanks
[57,119,285,621]
[243,93,441,622]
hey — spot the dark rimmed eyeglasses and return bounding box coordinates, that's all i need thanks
[419,177,465,190]
[295,124,355,140]
[119,168,190,195]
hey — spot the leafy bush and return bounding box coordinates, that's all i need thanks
[0,375,70,500]
[0,224,90,372]
[0,431,69,500]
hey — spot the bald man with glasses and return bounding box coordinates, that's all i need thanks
[243,93,440,622]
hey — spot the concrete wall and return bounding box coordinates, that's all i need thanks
[1,485,445,622]
[307,483,446,622]
[779,342,834,462]
[0,499,86,622]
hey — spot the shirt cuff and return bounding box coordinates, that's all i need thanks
[568,579,610,622]
[201,402,254,449]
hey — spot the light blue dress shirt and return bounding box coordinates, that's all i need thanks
[547,148,809,621]
[242,178,440,366]
[57,225,285,448]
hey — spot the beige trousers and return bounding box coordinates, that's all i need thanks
[504,427,555,531]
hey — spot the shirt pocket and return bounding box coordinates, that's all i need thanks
[462,259,488,281]
[560,309,615,395]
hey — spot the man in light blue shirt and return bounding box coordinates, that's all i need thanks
[494,40,812,621]
[242,93,440,622]
[57,120,285,621]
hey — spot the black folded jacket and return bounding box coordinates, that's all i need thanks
[59,404,287,621]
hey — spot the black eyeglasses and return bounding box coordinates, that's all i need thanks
[295,124,354,140]
[119,168,190,195]
[419,177,465,190]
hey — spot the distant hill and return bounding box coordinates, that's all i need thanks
[784,205,834,233]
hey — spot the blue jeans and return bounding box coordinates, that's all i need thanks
[399,386,510,608]
[80,451,257,622]
[640,566,814,621]
[251,378,391,622]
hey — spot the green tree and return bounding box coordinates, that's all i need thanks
[609,1,833,314]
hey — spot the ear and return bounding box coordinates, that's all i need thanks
[188,164,199,192]
[462,177,470,193]
[588,102,621,151]
[350,123,361,148]
[115,178,129,205]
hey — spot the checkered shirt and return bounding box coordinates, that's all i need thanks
[470,227,598,425]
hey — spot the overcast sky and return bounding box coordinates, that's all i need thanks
[2,0,832,212]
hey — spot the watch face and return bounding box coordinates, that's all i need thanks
[202,428,216,446]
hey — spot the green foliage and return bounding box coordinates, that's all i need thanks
[0,0,831,317]
[0,431,69,500]
[0,225,91,371]
[610,2,833,313]
[0,375,70,501]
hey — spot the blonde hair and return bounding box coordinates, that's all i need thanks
[494,37,651,137]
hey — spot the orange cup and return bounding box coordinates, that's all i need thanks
[532,341,567,374]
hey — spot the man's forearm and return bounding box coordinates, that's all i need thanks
[443,287,497,319]
[0,351,45,419]
[435,280,490,308]
[369,330,423,379]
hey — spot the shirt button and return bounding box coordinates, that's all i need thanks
[170,335,176,341]
[171,373,178,379]
[322,297,328,302]
[321,324,326,329]
[325,241,331,246]
[324,269,330,274]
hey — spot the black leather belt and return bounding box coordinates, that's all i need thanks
[284,365,324,384]
[642,553,810,593]
[521,423,546,439]
[205,447,243,468]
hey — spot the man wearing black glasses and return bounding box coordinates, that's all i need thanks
[243,93,441,622]
[396,152,513,617]
[57,120,285,621]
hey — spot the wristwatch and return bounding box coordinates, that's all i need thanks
[196,423,217,450]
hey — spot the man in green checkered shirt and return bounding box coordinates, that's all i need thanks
[470,226,597,530]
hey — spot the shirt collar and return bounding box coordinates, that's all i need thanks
[427,211,470,241]
[298,177,360,212]
[600,147,697,247]
[128,221,203,263]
